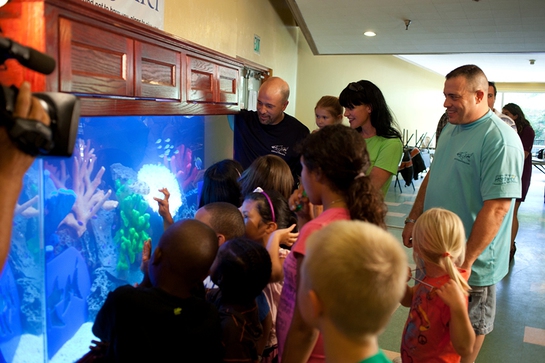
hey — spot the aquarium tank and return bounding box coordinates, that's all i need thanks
[0,115,205,362]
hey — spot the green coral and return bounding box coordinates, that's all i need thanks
[114,179,151,271]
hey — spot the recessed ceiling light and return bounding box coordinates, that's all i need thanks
[364,31,376,37]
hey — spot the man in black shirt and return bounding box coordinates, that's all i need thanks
[234,77,309,183]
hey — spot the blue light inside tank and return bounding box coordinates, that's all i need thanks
[0,115,205,362]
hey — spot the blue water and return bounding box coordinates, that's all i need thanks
[0,115,205,362]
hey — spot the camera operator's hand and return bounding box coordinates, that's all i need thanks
[0,81,50,270]
[0,81,51,177]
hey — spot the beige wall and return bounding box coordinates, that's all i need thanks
[294,34,446,145]
[496,83,545,93]
[203,115,234,167]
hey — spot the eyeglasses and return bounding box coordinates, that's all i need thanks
[348,82,364,92]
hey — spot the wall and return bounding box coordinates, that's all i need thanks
[294,33,446,145]
[203,115,234,167]
[497,83,545,93]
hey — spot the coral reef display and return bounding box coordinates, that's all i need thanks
[137,163,183,214]
[113,179,151,272]
[2,115,205,363]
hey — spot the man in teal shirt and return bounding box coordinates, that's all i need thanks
[402,65,523,363]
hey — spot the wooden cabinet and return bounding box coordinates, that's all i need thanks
[0,0,242,116]
[187,56,238,105]
[58,17,135,97]
[218,64,239,104]
[187,56,215,103]
[137,41,181,101]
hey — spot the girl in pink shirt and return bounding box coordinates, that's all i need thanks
[276,124,387,363]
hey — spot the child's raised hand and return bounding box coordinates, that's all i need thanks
[154,188,174,229]
[268,224,296,249]
[141,239,152,266]
[278,224,299,247]
[435,280,467,311]
[154,188,171,217]
[135,239,153,288]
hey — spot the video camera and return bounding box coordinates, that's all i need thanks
[0,36,80,157]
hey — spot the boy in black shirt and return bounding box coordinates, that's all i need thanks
[92,219,223,362]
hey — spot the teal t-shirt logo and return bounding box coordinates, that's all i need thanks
[494,174,518,185]
[455,152,473,165]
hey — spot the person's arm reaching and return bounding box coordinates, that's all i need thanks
[0,81,50,270]
[266,224,297,283]
[402,172,430,248]
[154,188,174,231]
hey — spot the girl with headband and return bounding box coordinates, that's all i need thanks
[240,187,298,362]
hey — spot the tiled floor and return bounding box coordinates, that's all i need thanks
[380,167,545,362]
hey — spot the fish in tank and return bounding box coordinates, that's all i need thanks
[0,115,205,363]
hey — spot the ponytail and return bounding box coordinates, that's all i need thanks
[346,176,386,229]
[299,124,387,229]
[412,208,471,295]
[440,251,471,295]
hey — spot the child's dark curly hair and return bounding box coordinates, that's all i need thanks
[299,124,387,228]
[211,238,272,305]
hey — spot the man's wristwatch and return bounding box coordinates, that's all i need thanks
[404,217,417,224]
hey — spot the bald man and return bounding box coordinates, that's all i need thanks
[402,65,523,363]
[233,76,309,183]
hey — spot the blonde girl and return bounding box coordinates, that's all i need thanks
[400,208,474,363]
[314,96,343,129]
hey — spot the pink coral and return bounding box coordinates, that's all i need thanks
[163,144,200,191]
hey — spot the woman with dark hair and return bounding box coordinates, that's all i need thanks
[502,103,535,260]
[277,124,386,363]
[339,80,403,194]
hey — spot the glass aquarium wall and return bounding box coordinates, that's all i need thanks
[0,115,205,363]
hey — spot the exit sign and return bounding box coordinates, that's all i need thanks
[254,34,260,54]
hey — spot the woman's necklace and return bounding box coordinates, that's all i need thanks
[327,198,345,209]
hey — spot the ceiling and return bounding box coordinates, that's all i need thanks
[285,0,545,83]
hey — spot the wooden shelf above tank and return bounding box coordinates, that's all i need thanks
[0,0,243,116]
